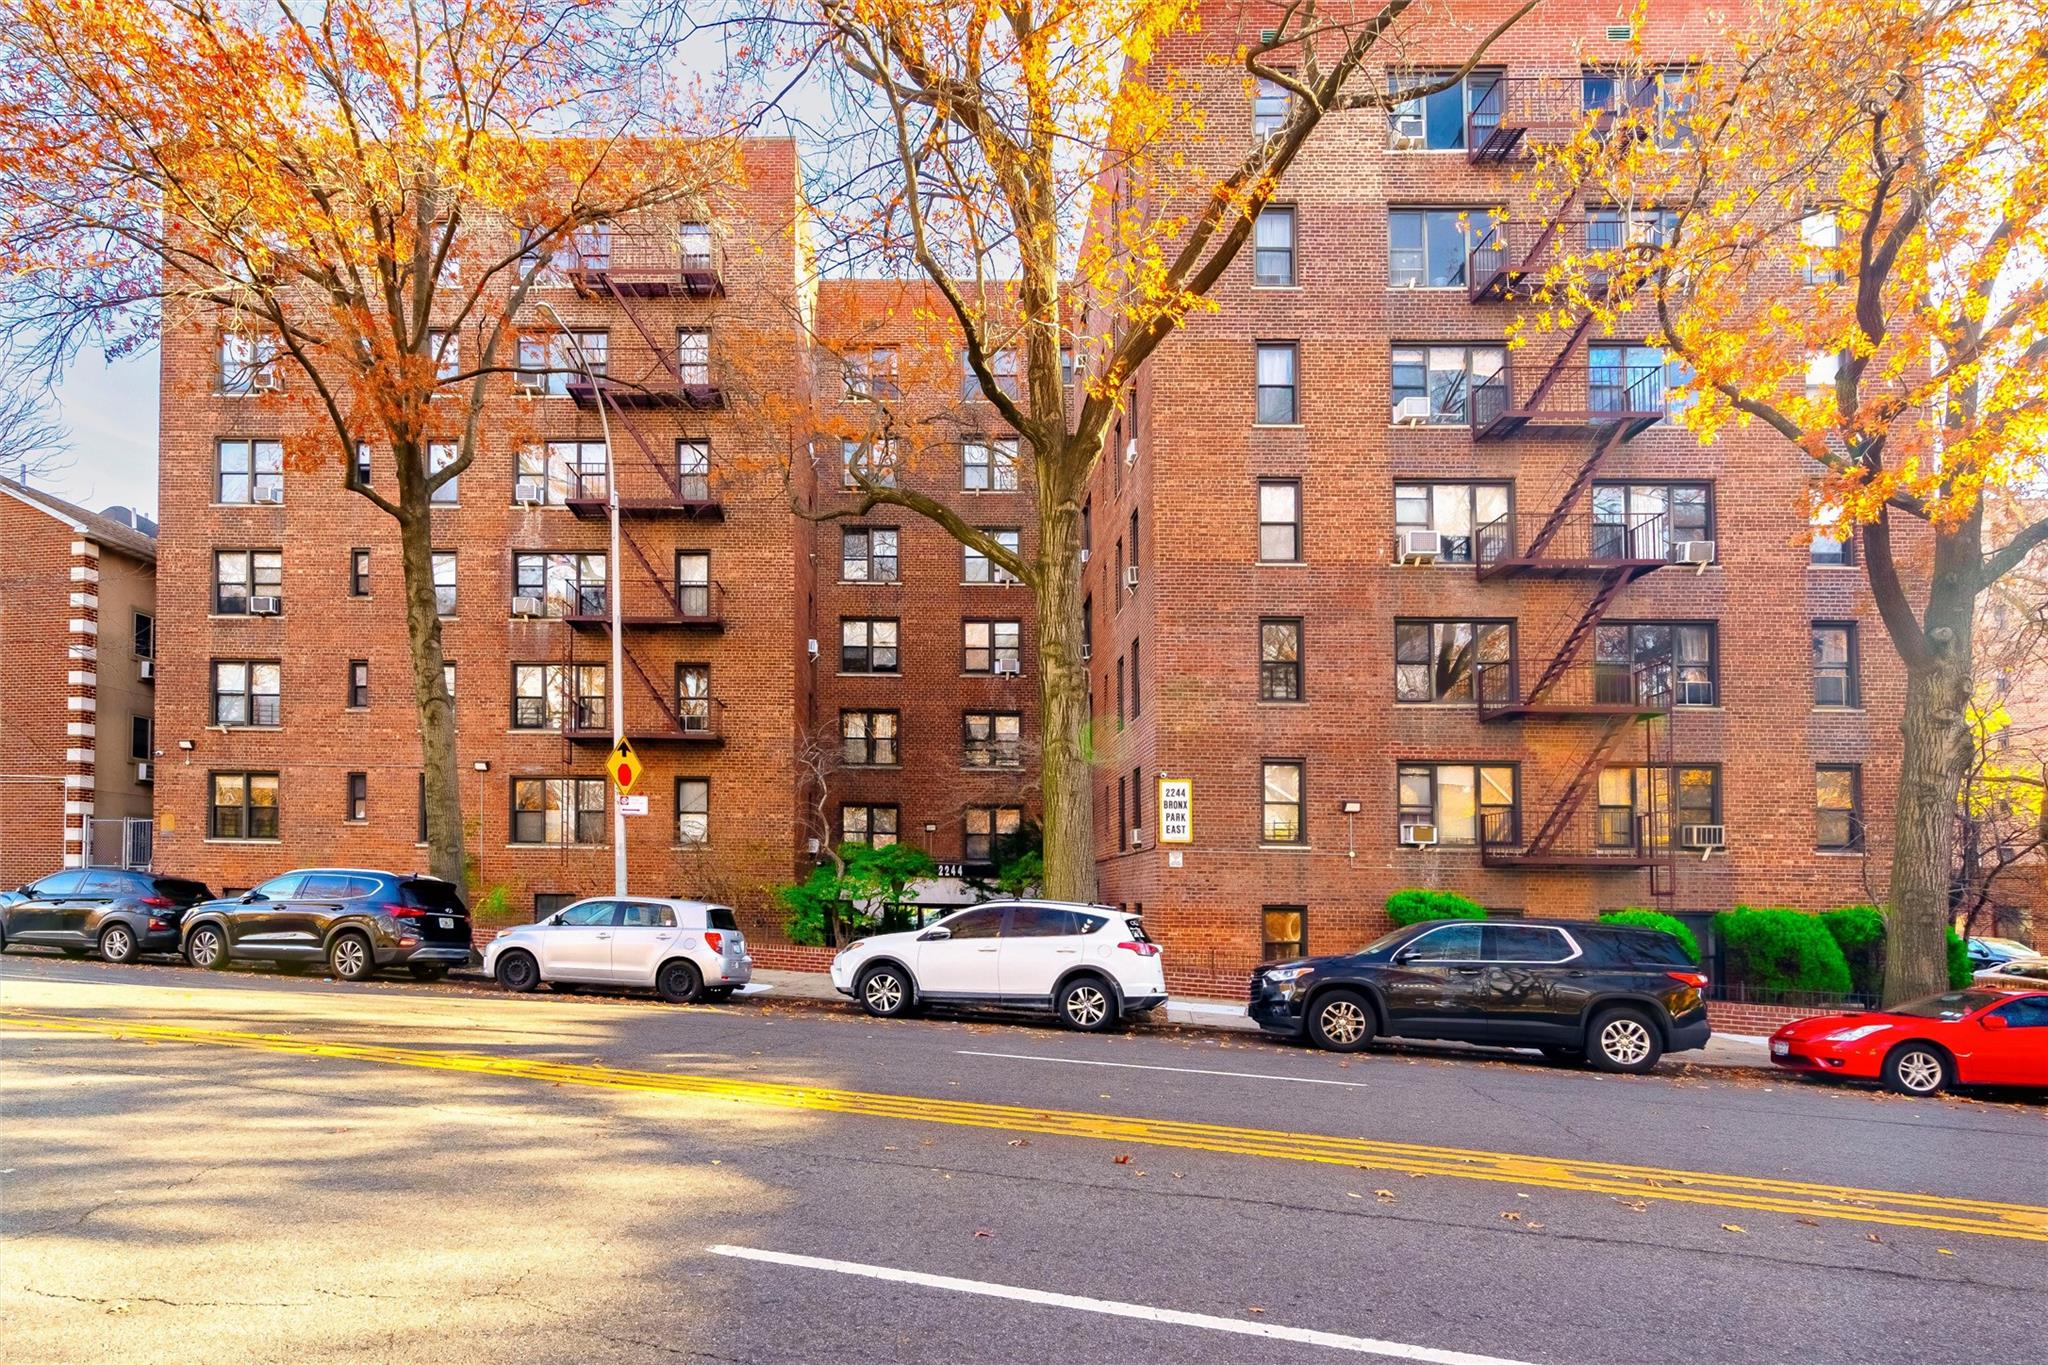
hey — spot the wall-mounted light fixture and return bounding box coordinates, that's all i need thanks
[177,739,195,751]
[473,761,490,772]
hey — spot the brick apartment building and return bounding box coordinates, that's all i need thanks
[1,477,158,887]
[1084,1,1910,991]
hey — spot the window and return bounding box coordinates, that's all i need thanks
[441,662,455,702]
[1391,344,1504,424]
[1252,77,1292,137]
[1394,482,1511,564]
[212,661,281,726]
[676,779,710,845]
[1583,68,1694,147]
[512,552,605,618]
[960,349,1021,401]
[510,777,606,846]
[1255,342,1298,424]
[964,619,1021,674]
[1388,209,1488,288]
[842,437,899,488]
[1590,483,1712,560]
[841,710,900,766]
[517,331,607,395]
[1388,69,1499,150]
[349,550,370,597]
[676,551,712,618]
[1254,206,1296,286]
[1589,343,1691,415]
[841,804,899,848]
[1261,906,1307,961]
[1593,622,1716,707]
[1800,210,1843,285]
[1260,619,1303,701]
[963,437,1019,491]
[680,220,714,270]
[212,549,281,615]
[1405,923,1484,960]
[1117,776,1128,850]
[1585,206,1679,255]
[130,715,151,762]
[1397,763,1516,846]
[943,905,1005,938]
[1817,765,1863,851]
[841,618,900,673]
[964,530,1021,584]
[1258,479,1301,561]
[1596,765,1719,848]
[1395,621,1513,703]
[1130,636,1141,716]
[677,328,711,386]
[1811,507,1854,565]
[1261,761,1305,843]
[841,527,900,583]
[1484,925,1576,963]
[1116,655,1125,729]
[210,772,280,840]
[133,612,154,659]
[964,712,1022,768]
[965,806,1023,863]
[427,328,460,381]
[1813,623,1859,707]
[346,772,367,822]
[426,442,460,504]
[512,662,605,730]
[843,346,899,400]
[218,332,279,394]
[216,439,283,504]
[1011,905,1100,937]
[678,439,711,501]
[526,440,606,503]
[347,659,369,709]
[433,551,457,616]
[676,664,711,732]
[354,441,372,487]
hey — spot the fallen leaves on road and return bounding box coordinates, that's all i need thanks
[1007,1138,1030,1148]
[1614,1198,1649,1213]
[1246,1306,1267,1315]
[1500,1211,1522,1222]
[1938,1248,1955,1256]
[974,1229,993,1239]
[1867,1233,1884,1245]
[1113,1153,1131,1165]
[1721,1224,1746,1234]
[1346,1192,1362,1200]
[1374,1189,1397,1204]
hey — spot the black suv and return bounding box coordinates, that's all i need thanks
[181,868,472,981]
[1249,918,1712,1073]
[0,868,215,962]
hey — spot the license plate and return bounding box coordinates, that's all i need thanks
[437,916,454,929]
[1771,1041,1788,1056]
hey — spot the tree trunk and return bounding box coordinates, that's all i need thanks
[393,490,467,888]
[1883,656,1973,1004]
[1035,496,1095,902]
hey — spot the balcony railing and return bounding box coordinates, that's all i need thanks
[1480,806,1667,869]
[565,369,725,412]
[1470,354,1668,442]
[564,579,725,630]
[1468,220,1640,304]
[1475,510,1682,577]
[1464,73,1590,162]
[563,465,723,520]
[559,228,725,298]
[565,697,725,743]
[1475,658,1673,722]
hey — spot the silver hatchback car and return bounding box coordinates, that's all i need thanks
[483,897,752,1003]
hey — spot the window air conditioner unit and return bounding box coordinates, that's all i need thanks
[1392,395,1433,426]
[514,478,546,505]
[1079,643,1092,662]
[1674,540,1717,565]
[135,761,152,783]
[1129,828,1146,849]
[1389,115,1426,151]
[1125,439,1138,466]
[138,659,154,682]
[252,371,282,393]
[1397,529,1443,565]
[1399,821,1440,847]
[249,596,282,615]
[1124,565,1140,589]
[1681,823,1726,851]
[511,595,546,618]
[254,486,283,504]
[993,658,1022,677]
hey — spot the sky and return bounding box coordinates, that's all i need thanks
[40,351,160,518]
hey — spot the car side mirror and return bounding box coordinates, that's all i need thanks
[1391,948,1416,964]
[1981,1013,2010,1031]
[918,926,952,942]
[240,891,265,903]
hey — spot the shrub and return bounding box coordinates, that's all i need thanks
[1713,906,1852,998]
[1947,927,1971,990]
[1384,889,1486,926]
[1820,905,1887,997]
[1599,908,1699,962]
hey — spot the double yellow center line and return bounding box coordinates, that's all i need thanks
[9,1010,2044,1243]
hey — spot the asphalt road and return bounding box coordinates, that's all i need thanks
[3,953,2043,1365]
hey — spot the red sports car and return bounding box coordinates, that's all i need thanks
[1769,988,2048,1095]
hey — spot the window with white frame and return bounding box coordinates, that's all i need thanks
[217,439,283,504]
[964,530,1021,584]
[511,777,607,846]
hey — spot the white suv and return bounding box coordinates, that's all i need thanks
[484,897,751,1003]
[829,901,1166,1031]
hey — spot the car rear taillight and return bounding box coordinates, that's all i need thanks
[148,917,168,931]
[1666,971,1709,988]
[1116,941,1160,957]
[704,930,724,953]
[384,903,425,919]
[139,895,174,908]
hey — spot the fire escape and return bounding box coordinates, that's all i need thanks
[548,226,730,748]
[1458,72,1683,907]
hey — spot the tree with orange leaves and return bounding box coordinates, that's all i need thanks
[1522,0,2048,1000]
[0,0,737,884]
[758,0,1536,901]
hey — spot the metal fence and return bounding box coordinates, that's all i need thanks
[84,818,153,870]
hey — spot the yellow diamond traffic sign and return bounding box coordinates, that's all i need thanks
[606,739,642,796]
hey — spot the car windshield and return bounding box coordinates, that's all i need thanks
[1361,925,1417,955]
[1890,991,2002,1020]
[1976,938,2032,955]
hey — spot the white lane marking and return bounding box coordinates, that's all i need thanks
[708,1245,1532,1365]
[956,1049,1376,1089]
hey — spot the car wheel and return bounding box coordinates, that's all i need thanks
[1056,975,1117,1032]
[328,932,375,982]
[657,959,705,1004]
[98,923,139,965]
[1882,1043,1951,1097]
[495,950,541,994]
[1588,1008,1664,1074]
[408,963,450,982]
[1306,989,1377,1052]
[856,964,913,1018]
[186,925,228,970]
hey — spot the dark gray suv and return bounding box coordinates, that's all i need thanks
[181,869,472,981]
[0,869,214,962]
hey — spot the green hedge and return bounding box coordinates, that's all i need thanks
[1599,908,1699,962]
[1713,906,1853,997]
[1821,905,1887,997]
[1947,927,1971,990]
[1384,889,1486,926]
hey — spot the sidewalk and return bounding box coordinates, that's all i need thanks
[747,968,1776,1071]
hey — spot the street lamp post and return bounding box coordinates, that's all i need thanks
[536,301,627,897]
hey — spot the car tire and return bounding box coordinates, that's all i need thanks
[408,963,450,982]
[1587,1008,1664,1074]
[1056,975,1118,1032]
[495,950,541,994]
[1306,989,1377,1052]
[856,964,914,1018]
[657,959,704,1004]
[1882,1042,1951,1097]
[328,932,375,982]
[186,925,228,971]
[98,923,139,965]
